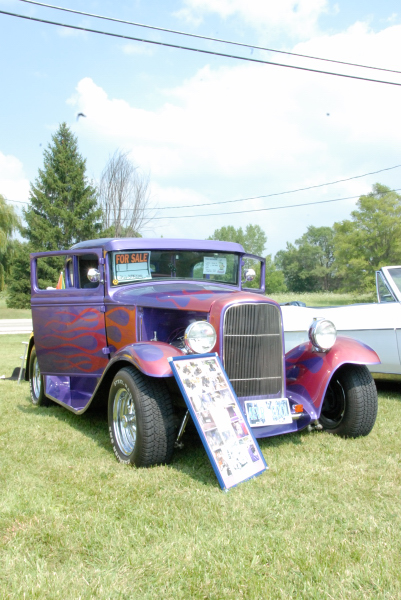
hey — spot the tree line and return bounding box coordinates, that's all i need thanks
[1,122,400,307]
[207,184,401,295]
[275,183,401,294]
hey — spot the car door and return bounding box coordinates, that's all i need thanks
[30,249,109,379]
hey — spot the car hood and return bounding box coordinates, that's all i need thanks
[110,282,270,312]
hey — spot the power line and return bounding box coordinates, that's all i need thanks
[13,188,400,218]
[2,9,401,87]
[16,0,401,77]
[7,166,401,213]
[149,189,401,220]
[152,164,401,210]
[7,164,401,209]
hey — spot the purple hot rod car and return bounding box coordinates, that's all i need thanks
[26,238,380,467]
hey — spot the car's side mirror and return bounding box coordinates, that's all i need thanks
[241,255,265,293]
[87,268,101,283]
[243,268,256,282]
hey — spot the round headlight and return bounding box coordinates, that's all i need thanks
[184,321,217,354]
[309,318,337,352]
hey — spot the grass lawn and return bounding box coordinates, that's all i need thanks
[0,293,31,319]
[1,335,400,599]
[269,291,376,307]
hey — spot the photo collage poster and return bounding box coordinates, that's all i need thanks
[169,354,267,490]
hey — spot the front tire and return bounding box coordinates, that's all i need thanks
[108,367,176,467]
[319,364,378,437]
[29,346,50,406]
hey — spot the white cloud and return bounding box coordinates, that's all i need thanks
[68,20,401,253]
[122,42,154,56]
[57,25,87,38]
[175,0,331,40]
[0,152,30,204]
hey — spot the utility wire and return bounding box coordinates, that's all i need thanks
[7,165,401,210]
[17,0,401,77]
[149,189,401,220]
[151,164,401,210]
[8,189,401,217]
[2,9,401,87]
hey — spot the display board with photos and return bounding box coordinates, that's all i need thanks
[169,353,267,490]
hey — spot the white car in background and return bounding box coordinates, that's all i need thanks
[281,266,401,378]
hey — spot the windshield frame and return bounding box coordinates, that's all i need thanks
[109,249,241,288]
[382,266,401,302]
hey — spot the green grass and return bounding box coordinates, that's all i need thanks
[0,292,32,319]
[0,335,400,599]
[269,291,376,307]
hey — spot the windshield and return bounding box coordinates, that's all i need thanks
[110,250,239,287]
[387,267,401,295]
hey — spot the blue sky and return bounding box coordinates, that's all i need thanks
[1,0,401,256]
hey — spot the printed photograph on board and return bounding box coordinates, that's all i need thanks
[170,354,267,490]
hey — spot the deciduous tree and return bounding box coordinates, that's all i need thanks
[0,194,20,291]
[208,224,267,256]
[265,254,287,294]
[99,150,151,237]
[333,184,401,292]
[275,226,338,292]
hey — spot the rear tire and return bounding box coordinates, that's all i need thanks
[319,364,378,437]
[108,367,176,467]
[29,346,50,406]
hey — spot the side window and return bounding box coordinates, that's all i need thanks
[78,254,100,289]
[36,255,73,290]
[377,272,395,303]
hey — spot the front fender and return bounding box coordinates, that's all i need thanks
[110,341,185,377]
[285,336,380,416]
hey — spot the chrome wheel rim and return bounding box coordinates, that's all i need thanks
[32,356,42,399]
[113,388,137,456]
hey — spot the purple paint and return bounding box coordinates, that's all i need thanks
[28,237,379,443]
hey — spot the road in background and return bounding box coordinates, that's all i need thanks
[0,320,33,334]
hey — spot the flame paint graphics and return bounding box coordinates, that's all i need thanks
[106,306,136,350]
[154,289,221,310]
[37,307,108,374]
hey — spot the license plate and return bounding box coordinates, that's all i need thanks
[244,398,292,427]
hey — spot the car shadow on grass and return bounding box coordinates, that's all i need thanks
[18,392,308,487]
[375,380,401,399]
[169,419,306,486]
[17,393,111,452]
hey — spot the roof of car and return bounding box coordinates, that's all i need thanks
[71,238,246,253]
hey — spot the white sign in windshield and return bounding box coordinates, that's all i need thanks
[203,257,227,275]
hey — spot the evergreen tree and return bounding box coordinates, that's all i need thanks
[5,241,31,308]
[7,123,102,308]
[23,122,102,250]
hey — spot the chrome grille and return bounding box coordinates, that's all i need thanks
[223,303,283,398]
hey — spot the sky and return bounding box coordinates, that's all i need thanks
[1,0,401,257]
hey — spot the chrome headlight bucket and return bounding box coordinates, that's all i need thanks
[309,318,337,352]
[184,321,217,354]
